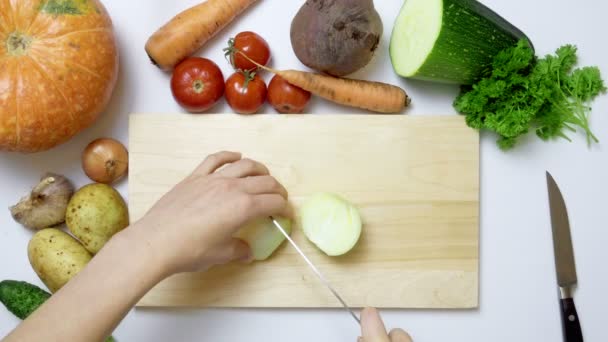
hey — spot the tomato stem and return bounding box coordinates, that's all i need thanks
[223,38,238,70]
[192,79,205,94]
[223,39,274,74]
[242,70,256,89]
[234,49,278,74]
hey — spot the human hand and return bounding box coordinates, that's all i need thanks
[359,307,412,342]
[132,151,292,275]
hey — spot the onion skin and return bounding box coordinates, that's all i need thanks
[82,138,128,184]
[9,174,74,230]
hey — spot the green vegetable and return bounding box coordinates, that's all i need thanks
[0,280,116,342]
[0,280,51,320]
[454,40,606,149]
[390,0,531,84]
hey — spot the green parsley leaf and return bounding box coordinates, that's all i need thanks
[453,39,606,150]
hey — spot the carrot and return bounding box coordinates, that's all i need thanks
[273,70,410,113]
[236,51,410,114]
[145,0,259,71]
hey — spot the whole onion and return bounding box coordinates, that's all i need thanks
[82,138,128,184]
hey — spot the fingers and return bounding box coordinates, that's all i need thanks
[244,194,293,221]
[192,151,242,176]
[361,307,390,342]
[277,203,295,220]
[388,329,412,342]
[205,238,253,265]
[359,308,412,342]
[240,176,288,199]
[218,158,270,178]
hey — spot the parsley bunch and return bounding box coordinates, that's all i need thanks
[454,40,606,150]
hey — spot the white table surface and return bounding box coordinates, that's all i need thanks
[2,0,608,341]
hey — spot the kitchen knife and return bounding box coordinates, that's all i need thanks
[270,217,361,325]
[546,172,583,342]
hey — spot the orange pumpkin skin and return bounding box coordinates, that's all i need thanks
[0,0,119,153]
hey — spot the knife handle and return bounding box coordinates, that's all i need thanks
[561,297,583,342]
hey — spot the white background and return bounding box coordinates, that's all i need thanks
[2,0,608,341]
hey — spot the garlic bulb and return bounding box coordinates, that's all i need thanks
[10,173,74,230]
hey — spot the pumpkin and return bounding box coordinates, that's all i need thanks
[0,0,119,153]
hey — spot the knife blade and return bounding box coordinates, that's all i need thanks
[546,171,583,342]
[270,217,361,326]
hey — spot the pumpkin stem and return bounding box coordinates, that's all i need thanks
[6,32,33,56]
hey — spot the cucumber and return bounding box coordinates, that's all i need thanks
[389,0,532,84]
[0,280,51,320]
[0,280,116,342]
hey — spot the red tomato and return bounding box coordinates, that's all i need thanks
[171,57,225,113]
[232,31,271,71]
[267,75,312,114]
[225,72,267,114]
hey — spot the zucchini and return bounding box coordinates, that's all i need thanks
[389,0,532,84]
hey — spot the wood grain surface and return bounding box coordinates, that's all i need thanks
[129,114,479,308]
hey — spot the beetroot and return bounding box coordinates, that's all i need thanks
[290,0,383,77]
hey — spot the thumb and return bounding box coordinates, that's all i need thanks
[389,329,413,342]
[361,307,390,342]
[207,238,253,265]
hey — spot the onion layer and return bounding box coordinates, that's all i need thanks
[234,217,292,261]
[300,193,362,256]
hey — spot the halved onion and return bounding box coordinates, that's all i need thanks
[234,217,292,261]
[300,193,362,256]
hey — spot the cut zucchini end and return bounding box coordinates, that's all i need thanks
[390,0,443,77]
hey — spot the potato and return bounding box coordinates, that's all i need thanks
[290,0,383,77]
[66,184,129,254]
[28,229,92,293]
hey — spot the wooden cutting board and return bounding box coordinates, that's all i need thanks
[129,114,479,308]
